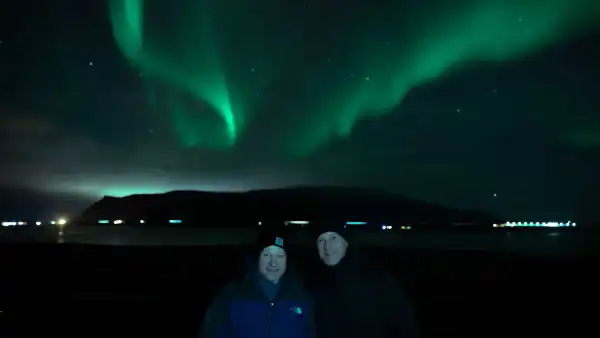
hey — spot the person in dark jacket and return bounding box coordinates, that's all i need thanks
[201,227,316,338]
[309,220,419,338]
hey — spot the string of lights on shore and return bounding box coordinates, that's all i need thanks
[1,219,576,230]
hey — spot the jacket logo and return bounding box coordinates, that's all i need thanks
[290,306,302,315]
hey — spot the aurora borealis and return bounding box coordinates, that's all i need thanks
[110,0,599,155]
[1,0,600,221]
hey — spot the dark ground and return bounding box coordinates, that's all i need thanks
[0,244,595,337]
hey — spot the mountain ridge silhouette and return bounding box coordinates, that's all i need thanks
[76,186,500,227]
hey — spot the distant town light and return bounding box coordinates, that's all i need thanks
[57,218,67,225]
[35,221,41,226]
[98,220,109,224]
[113,220,123,224]
[169,220,182,224]
[346,221,366,225]
[140,220,145,224]
[287,220,309,225]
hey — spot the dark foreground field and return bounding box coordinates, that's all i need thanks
[0,244,595,338]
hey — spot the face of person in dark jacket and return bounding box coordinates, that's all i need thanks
[316,231,348,267]
[258,245,287,283]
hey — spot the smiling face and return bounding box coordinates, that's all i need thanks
[316,231,348,267]
[258,245,287,283]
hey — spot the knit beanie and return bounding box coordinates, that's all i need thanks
[254,220,289,256]
[310,218,349,239]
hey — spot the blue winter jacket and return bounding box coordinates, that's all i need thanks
[201,260,316,338]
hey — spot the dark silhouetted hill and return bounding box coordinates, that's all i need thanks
[75,186,501,227]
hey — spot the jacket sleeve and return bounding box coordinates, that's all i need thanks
[200,283,235,338]
[376,271,419,338]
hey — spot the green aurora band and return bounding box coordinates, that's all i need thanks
[109,0,600,156]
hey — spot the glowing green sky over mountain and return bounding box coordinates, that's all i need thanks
[3,0,600,221]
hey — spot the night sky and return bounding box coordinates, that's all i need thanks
[1,0,600,222]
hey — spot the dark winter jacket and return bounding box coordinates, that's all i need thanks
[309,251,419,338]
[201,258,316,338]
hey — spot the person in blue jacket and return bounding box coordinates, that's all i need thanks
[201,227,316,338]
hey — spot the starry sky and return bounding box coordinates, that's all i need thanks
[1,0,600,222]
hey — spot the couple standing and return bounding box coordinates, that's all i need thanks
[201,220,418,338]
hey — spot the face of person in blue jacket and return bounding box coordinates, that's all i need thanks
[316,231,348,267]
[258,245,287,283]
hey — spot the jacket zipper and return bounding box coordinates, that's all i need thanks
[269,301,275,336]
